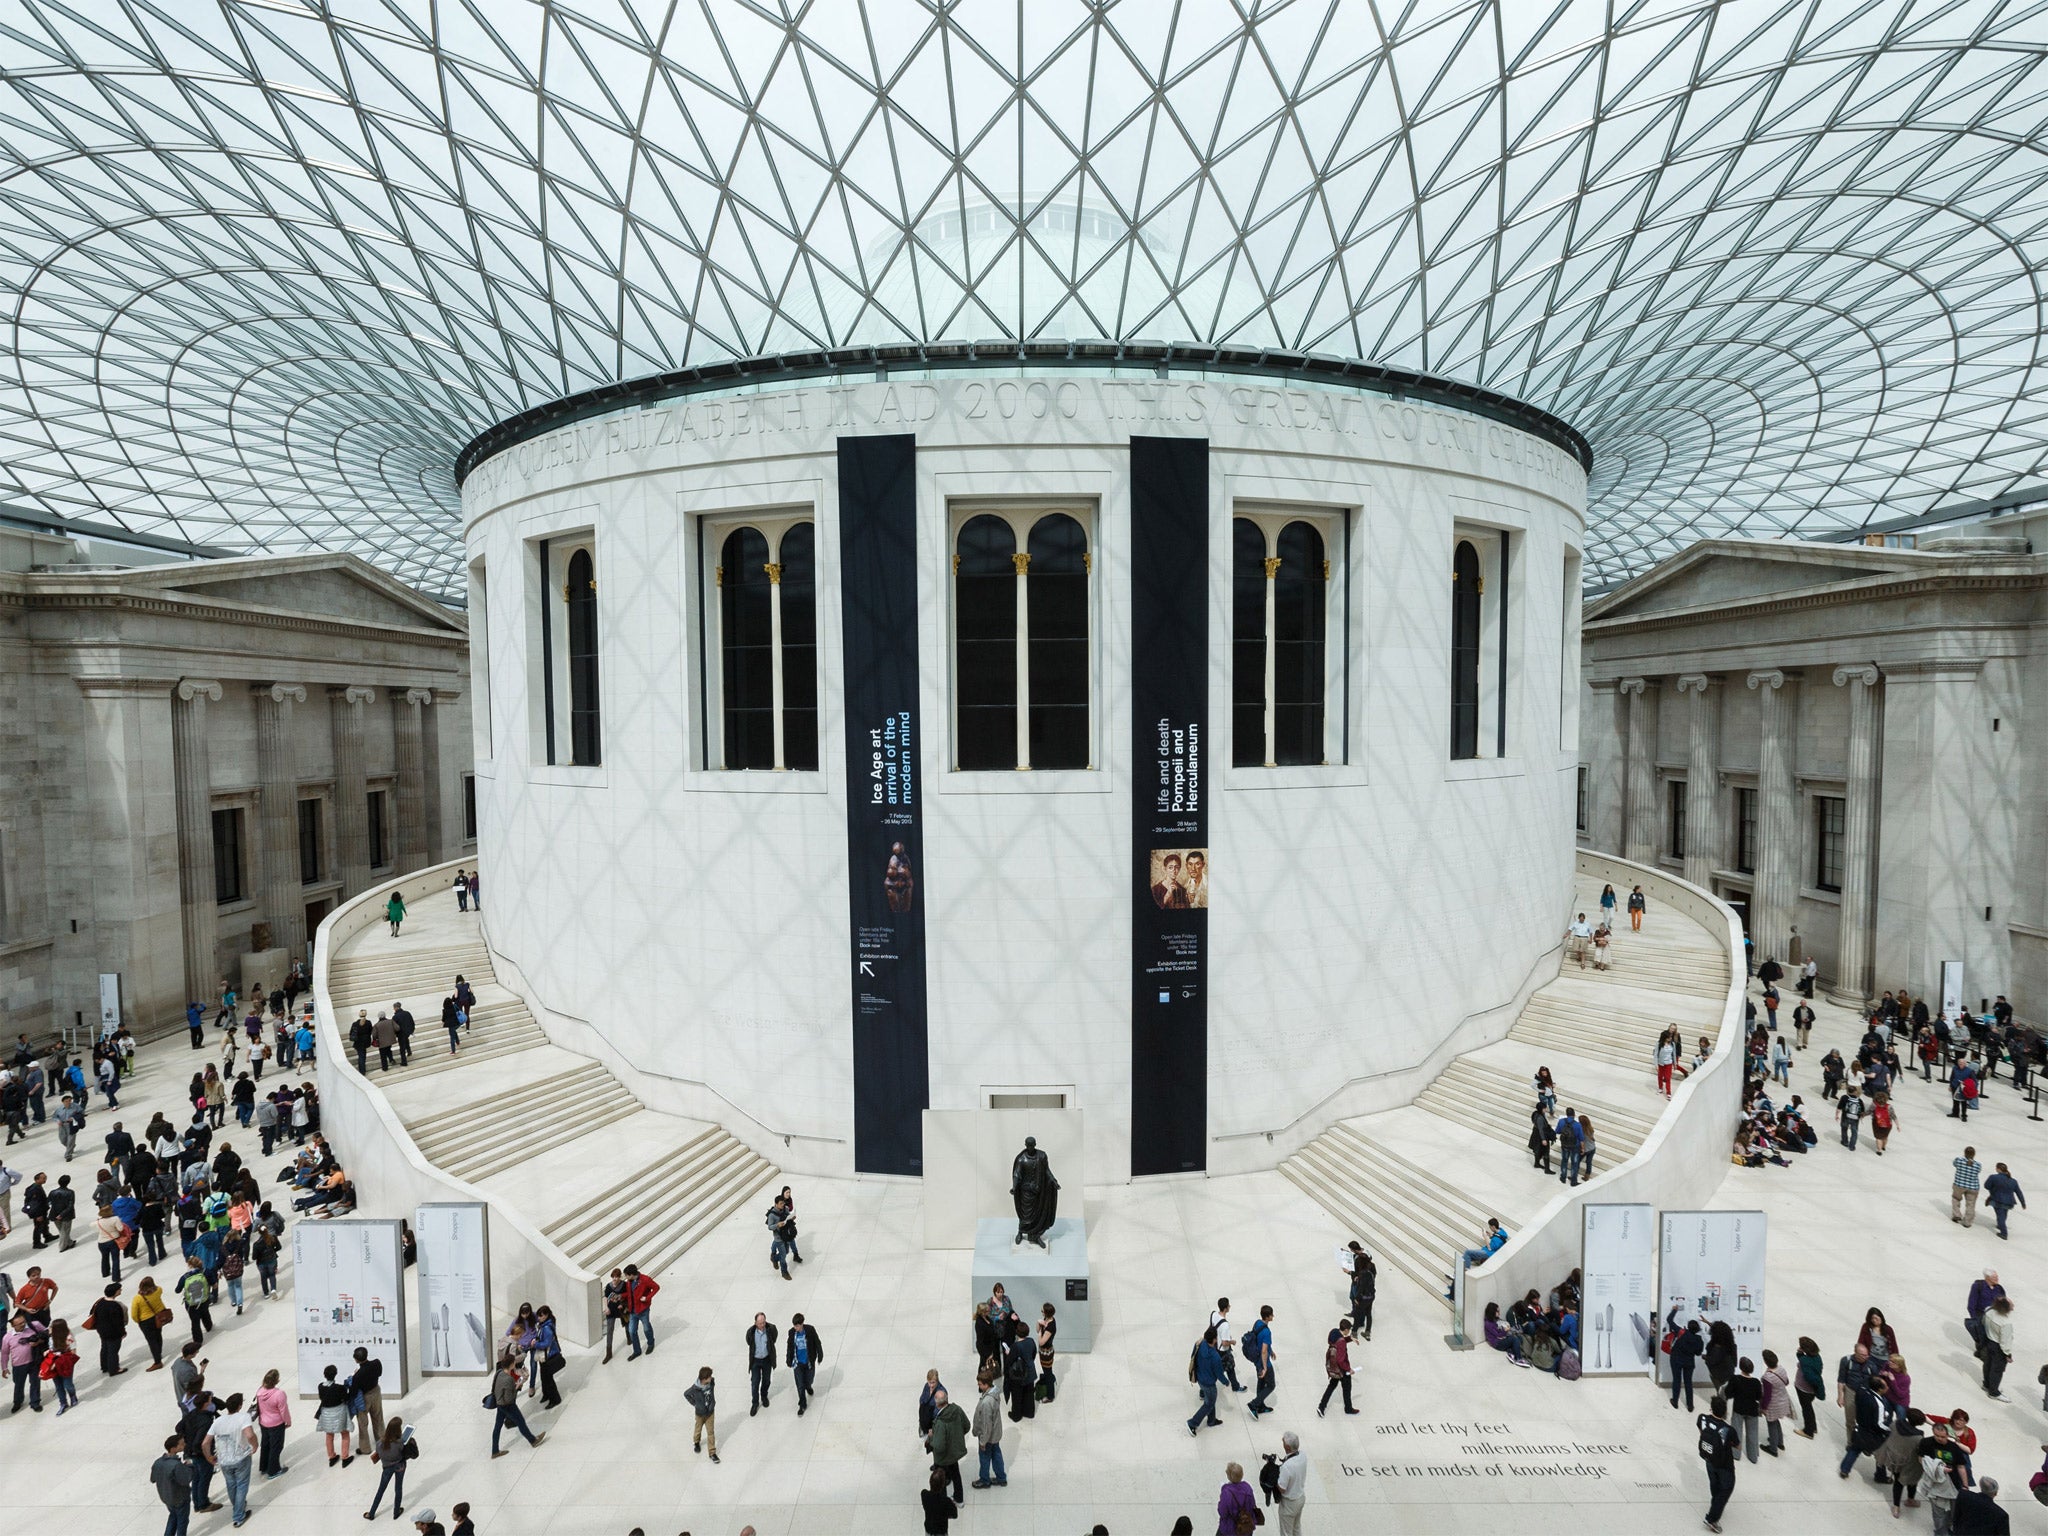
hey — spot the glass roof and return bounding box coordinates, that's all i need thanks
[1,1,2044,598]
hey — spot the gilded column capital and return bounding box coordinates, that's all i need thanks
[176,679,224,703]
[1832,663,1880,688]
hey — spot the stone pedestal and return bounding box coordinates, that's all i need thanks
[971,1217,1092,1353]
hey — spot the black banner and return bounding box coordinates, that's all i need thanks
[1130,435,1210,1176]
[838,433,929,1176]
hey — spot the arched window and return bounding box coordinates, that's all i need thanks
[954,514,1018,770]
[1451,538,1482,759]
[1025,513,1089,770]
[720,527,774,769]
[1272,521,1326,765]
[1232,513,1336,768]
[713,520,817,771]
[778,522,819,772]
[953,509,1093,771]
[565,547,601,765]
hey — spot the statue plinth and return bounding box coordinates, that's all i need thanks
[970,1216,1092,1355]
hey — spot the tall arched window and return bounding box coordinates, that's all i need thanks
[778,522,819,771]
[720,527,774,769]
[1026,513,1089,770]
[954,514,1018,770]
[713,520,817,771]
[1232,512,1336,768]
[565,547,601,765]
[1451,538,1482,759]
[953,509,1093,770]
[1272,521,1326,765]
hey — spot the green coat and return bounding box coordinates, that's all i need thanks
[927,1401,969,1467]
[385,896,406,921]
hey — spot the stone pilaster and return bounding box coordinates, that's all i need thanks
[1587,679,1624,852]
[252,683,308,960]
[171,679,223,1005]
[1675,673,1721,890]
[1620,677,1658,865]
[328,686,376,899]
[1748,668,1800,965]
[1829,664,1882,1007]
[394,688,431,874]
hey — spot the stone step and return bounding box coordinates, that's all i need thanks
[362,1028,547,1084]
[405,1060,608,1139]
[414,1068,626,1162]
[1441,1059,1660,1136]
[545,1135,780,1275]
[436,1091,643,1183]
[1414,1074,1648,1160]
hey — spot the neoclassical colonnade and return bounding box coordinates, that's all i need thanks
[169,679,450,999]
[1592,663,1882,1006]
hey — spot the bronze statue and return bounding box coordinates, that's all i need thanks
[1010,1136,1059,1248]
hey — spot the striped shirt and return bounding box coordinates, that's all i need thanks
[1952,1157,1982,1192]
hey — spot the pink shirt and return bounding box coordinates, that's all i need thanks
[255,1385,292,1428]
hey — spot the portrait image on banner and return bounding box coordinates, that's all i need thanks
[415,1203,491,1375]
[292,1218,406,1396]
[1580,1202,1656,1375]
[1657,1210,1767,1384]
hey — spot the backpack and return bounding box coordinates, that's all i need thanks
[1259,1456,1283,1500]
[1872,1103,1892,1130]
[1324,1338,1344,1376]
[1697,1417,1734,1463]
[1557,1347,1582,1380]
[1188,1342,1200,1383]
[1963,1076,1979,1100]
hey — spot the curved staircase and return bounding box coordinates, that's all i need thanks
[1279,865,1729,1301]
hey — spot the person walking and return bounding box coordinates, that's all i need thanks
[1953,1147,1984,1226]
[1759,1349,1791,1457]
[1187,1326,1226,1436]
[131,1275,171,1369]
[153,1434,196,1536]
[970,1372,1006,1489]
[1530,1101,1557,1167]
[1981,1298,2014,1401]
[1793,1337,1824,1439]
[920,1468,959,1534]
[1628,884,1647,931]
[623,1264,659,1358]
[207,1391,258,1528]
[1346,1249,1376,1340]
[786,1311,823,1415]
[1985,1162,2026,1239]
[1838,1086,1866,1149]
[927,1385,969,1505]
[685,1366,719,1463]
[4,1309,46,1413]
[255,1369,291,1478]
[1210,1298,1245,1393]
[1698,1394,1738,1533]
[371,1013,397,1073]
[384,890,406,937]
[1274,1430,1307,1536]
[365,1417,417,1519]
[1316,1319,1359,1417]
[601,1269,629,1363]
[487,1353,544,1457]
[744,1311,778,1415]
[1793,1000,1816,1049]
[1245,1304,1277,1417]
[177,1256,213,1348]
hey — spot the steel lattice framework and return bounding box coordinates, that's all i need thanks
[1,1,2045,597]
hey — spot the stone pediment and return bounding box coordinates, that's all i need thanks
[1589,542,1917,622]
[151,555,461,633]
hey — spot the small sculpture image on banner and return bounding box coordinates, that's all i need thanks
[1148,848,1210,909]
[884,841,916,913]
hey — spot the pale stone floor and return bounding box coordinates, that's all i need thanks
[4,923,2045,1535]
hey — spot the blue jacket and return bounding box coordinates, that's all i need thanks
[1193,1341,1226,1390]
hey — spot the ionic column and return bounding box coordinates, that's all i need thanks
[252,682,308,959]
[1675,674,1722,890]
[172,680,223,1005]
[328,686,376,898]
[1748,668,1801,965]
[394,688,431,873]
[1830,664,1883,1007]
[1587,679,1624,851]
[1012,551,1033,770]
[766,558,788,771]
[1261,552,1281,768]
[1620,677,1658,865]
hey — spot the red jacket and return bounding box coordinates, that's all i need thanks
[626,1274,660,1313]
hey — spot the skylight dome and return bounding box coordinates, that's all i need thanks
[0,0,2042,597]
